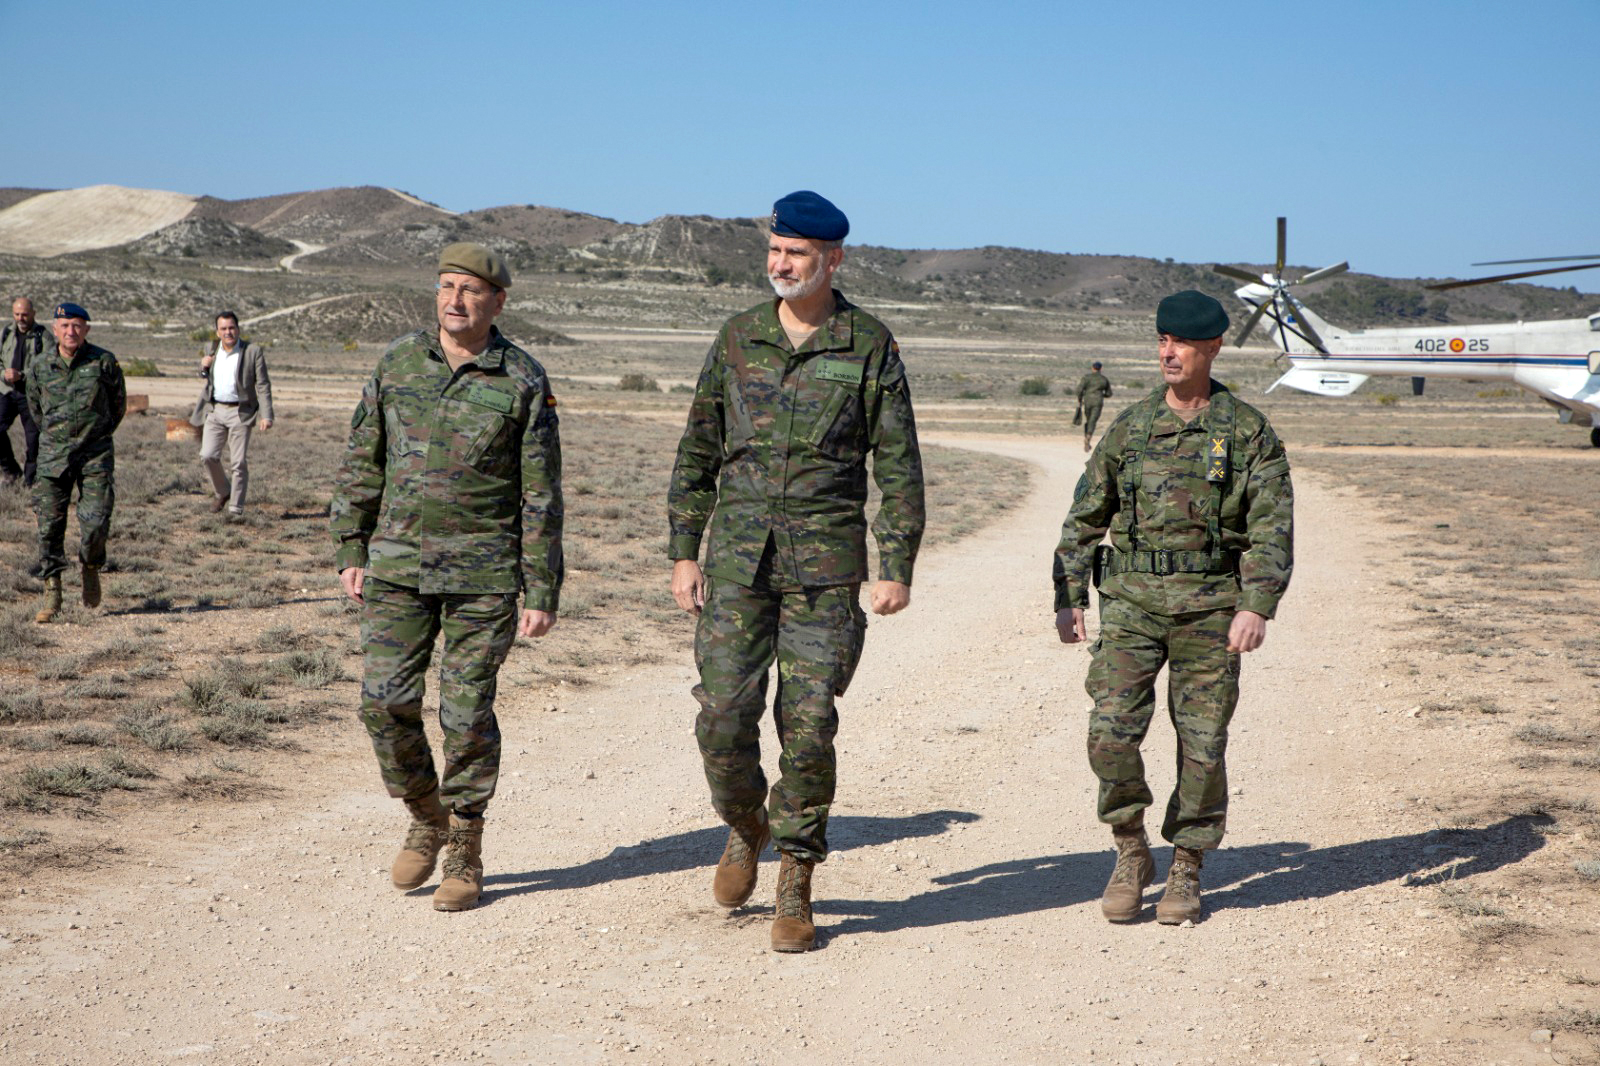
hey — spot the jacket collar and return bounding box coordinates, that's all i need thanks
[754,289,855,355]
[429,325,509,369]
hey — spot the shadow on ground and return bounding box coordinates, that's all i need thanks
[817,812,1552,938]
[480,809,981,904]
[478,811,1549,929]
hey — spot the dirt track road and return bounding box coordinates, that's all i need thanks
[0,434,1571,1065]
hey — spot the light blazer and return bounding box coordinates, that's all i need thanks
[190,340,275,428]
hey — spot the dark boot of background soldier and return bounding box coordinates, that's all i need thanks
[1100,822,1156,922]
[1083,432,1092,452]
[81,564,101,609]
[712,808,770,908]
[1156,845,1204,925]
[433,814,485,911]
[391,790,450,890]
[35,574,62,624]
[770,853,816,952]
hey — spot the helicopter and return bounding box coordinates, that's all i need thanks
[1213,218,1600,447]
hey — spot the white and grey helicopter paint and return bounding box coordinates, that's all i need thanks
[1214,219,1600,447]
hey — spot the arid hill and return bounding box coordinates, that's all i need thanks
[0,183,1594,339]
[189,185,454,243]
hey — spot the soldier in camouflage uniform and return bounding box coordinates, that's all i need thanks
[330,243,563,912]
[669,191,925,953]
[1054,290,1292,925]
[1075,361,1113,451]
[27,302,125,623]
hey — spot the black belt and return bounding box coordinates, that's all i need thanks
[213,400,240,406]
[1096,546,1239,576]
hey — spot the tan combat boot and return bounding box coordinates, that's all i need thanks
[1155,846,1204,925]
[432,815,485,911]
[770,852,816,953]
[35,574,62,624]
[1100,824,1156,922]
[81,564,101,608]
[712,809,770,908]
[390,790,450,890]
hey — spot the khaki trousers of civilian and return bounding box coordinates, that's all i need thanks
[200,404,252,513]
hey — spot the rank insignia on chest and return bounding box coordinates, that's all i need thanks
[1206,436,1229,482]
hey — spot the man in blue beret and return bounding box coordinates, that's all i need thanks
[1053,290,1294,925]
[26,302,126,622]
[669,191,926,951]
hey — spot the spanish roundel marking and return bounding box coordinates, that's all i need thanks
[1449,338,1465,353]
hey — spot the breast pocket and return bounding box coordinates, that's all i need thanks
[462,412,512,468]
[806,384,865,460]
[384,405,425,459]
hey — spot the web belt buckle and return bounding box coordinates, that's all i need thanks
[1152,550,1177,575]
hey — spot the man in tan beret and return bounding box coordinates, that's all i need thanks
[330,242,564,911]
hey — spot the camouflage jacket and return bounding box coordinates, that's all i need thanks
[1054,381,1293,618]
[25,340,125,479]
[1077,371,1112,403]
[329,327,564,610]
[668,291,925,588]
[0,322,48,396]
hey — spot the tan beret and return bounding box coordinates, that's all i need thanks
[437,242,511,290]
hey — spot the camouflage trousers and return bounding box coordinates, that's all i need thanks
[693,574,867,863]
[32,452,114,579]
[1082,400,1105,437]
[1085,595,1240,849]
[358,576,518,817]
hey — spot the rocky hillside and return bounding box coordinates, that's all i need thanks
[1,184,1593,338]
[125,218,296,261]
[189,186,454,243]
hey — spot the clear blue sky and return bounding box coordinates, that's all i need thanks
[7,0,1596,286]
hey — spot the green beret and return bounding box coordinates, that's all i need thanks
[1156,290,1229,340]
[437,242,511,290]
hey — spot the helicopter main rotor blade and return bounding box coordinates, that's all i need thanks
[1286,299,1326,353]
[1472,255,1600,266]
[1426,262,1600,291]
[1232,294,1274,348]
[1212,264,1265,285]
[1295,261,1349,286]
[1275,217,1286,278]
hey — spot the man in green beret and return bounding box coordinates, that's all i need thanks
[1053,290,1293,925]
[27,302,124,623]
[669,191,925,952]
[330,242,563,912]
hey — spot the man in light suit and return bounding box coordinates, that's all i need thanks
[191,310,274,516]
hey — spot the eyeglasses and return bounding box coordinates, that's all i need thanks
[436,281,496,301]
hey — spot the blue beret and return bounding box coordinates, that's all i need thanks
[1155,290,1229,340]
[770,190,849,242]
[54,302,90,321]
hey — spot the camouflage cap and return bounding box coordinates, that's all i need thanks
[438,242,511,290]
[1156,290,1229,340]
